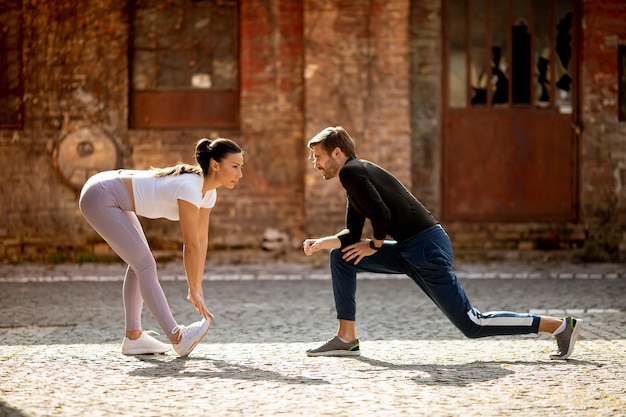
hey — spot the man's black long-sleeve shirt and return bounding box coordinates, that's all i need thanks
[337,157,437,248]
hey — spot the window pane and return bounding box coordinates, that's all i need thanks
[470,0,488,106]
[132,50,157,90]
[555,0,573,114]
[210,5,238,89]
[534,0,551,108]
[448,0,467,108]
[132,0,238,91]
[491,0,509,105]
[511,0,530,105]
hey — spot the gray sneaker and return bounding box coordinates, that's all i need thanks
[550,317,582,360]
[306,336,360,357]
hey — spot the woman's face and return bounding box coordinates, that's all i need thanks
[215,152,244,189]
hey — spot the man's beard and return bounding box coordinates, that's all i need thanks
[322,158,340,179]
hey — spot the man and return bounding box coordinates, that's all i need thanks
[302,126,582,360]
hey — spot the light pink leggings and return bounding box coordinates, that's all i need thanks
[79,170,180,337]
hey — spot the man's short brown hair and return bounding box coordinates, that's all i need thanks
[307,126,357,158]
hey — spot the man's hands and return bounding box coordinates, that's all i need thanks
[302,235,342,256]
[302,238,320,256]
[341,239,379,265]
[303,236,381,265]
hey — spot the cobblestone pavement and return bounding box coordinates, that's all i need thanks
[0,258,625,417]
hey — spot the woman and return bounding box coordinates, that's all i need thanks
[79,138,244,357]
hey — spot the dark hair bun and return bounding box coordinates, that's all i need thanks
[195,139,213,164]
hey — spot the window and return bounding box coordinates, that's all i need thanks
[130,0,239,129]
[0,0,23,129]
[447,0,574,113]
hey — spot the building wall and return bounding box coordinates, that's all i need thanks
[579,0,626,255]
[0,1,131,261]
[130,0,307,252]
[408,0,626,259]
[0,0,625,262]
[409,0,441,217]
[0,0,307,261]
[303,0,412,239]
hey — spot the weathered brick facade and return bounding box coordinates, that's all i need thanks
[304,0,412,239]
[578,0,626,257]
[0,0,625,262]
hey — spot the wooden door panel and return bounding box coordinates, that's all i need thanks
[443,109,577,221]
[442,0,579,222]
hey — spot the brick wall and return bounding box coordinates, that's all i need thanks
[123,0,308,252]
[579,0,626,255]
[0,1,129,261]
[0,0,307,261]
[303,0,412,239]
[409,0,441,215]
[411,0,626,259]
[1,0,625,262]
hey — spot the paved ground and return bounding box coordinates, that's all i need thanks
[0,257,625,417]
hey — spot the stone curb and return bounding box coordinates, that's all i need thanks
[0,270,623,283]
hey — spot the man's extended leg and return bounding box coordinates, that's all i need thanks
[399,225,543,338]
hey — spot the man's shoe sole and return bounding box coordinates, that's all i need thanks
[306,350,361,357]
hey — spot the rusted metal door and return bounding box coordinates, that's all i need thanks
[442,0,579,222]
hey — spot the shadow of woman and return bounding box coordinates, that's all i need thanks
[0,401,27,417]
[129,356,330,385]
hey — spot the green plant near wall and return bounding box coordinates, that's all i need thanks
[48,251,67,264]
[75,252,123,264]
[574,241,611,263]
[75,252,98,264]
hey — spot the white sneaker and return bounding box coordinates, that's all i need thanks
[121,330,171,355]
[173,318,212,357]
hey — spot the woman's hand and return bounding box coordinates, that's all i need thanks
[187,288,214,320]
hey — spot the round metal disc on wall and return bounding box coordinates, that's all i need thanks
[53,126,121,191]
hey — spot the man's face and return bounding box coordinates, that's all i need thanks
[311,144,340,180]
